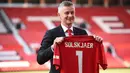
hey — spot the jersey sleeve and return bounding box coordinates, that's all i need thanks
[99,43,107,70]
[53,44,60,70]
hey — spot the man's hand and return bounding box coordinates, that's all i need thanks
[51,37,64,48]
[93,35,103,42]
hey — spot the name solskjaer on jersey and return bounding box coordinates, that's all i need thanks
[65,42,94,48]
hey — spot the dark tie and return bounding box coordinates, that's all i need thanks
[66,29,72,36]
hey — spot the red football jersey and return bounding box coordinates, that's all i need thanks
[53,36,107,73]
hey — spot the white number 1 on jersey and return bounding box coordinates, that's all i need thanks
[76,51,83,73]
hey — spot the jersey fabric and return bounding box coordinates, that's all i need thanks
[53,36,107,73]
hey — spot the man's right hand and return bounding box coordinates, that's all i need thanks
[51,37,64,49]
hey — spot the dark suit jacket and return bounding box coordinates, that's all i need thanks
[37,25,88,73]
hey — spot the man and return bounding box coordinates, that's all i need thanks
[37,1,102,73]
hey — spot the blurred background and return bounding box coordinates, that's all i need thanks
[0,0,130,73]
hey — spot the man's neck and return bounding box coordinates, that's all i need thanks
[61,23,73,33]
[61,23,72,28]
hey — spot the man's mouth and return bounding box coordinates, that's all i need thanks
[68,18,73,21]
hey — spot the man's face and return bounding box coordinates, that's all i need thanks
[58,6,75,26]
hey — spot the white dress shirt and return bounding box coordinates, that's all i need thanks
[61,24,73,36]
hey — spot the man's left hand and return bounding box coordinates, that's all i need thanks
[93,35,103,42]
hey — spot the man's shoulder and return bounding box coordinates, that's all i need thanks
[47,25,61,33]
[73,26,87,35]
[73,26,86,31]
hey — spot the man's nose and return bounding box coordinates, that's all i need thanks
[68,13,73,17]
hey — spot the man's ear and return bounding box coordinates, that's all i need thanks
[57,13,61,19]
[57,13,60,17]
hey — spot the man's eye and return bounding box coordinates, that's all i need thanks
[65,12,69,14]
[71,12,74,14]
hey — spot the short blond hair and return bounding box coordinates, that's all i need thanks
[58,1,75,13]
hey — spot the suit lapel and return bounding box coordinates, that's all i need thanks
[58,25,66,37]
[73,27,79,35]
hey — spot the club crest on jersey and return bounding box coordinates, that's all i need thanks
[65,42,93,48]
